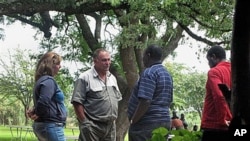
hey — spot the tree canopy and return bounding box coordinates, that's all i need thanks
[0,0,235,140]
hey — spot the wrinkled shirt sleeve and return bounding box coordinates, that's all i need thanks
[35,79,55,117]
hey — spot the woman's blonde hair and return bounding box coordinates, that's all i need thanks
[35,52,62,81]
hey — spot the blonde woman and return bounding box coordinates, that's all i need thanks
[27,52,67,141]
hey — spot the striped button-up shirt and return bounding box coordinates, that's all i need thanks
[128,63,173,124]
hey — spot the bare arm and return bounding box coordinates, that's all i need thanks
[130,98,150,124]
[72,102,86,122]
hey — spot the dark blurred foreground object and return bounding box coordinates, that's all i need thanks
[231,0,250,127]
[222,0,250,140]
[218,83,231,108]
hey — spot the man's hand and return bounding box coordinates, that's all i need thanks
[225,120,231,127]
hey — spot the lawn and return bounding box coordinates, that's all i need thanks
[0,125,79,141]
[0,125,128,141]
[0,125,14,141]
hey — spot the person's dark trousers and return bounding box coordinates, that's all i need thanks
[129,122,170,141]
[201,129,230,141]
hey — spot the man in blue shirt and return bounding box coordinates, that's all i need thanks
[128,44,173,141]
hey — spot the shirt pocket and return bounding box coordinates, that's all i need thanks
[88,86,105,99]
[112,86,122,100]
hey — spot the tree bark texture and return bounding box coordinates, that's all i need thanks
[231,0,250,125]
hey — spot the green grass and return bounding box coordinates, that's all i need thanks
[0,125,14,141]
[0,125,128,141]
[0,125,79,141]
[124,133,128,141]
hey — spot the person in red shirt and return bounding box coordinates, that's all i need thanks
[171,117,184,130]
[201,45,232,141]
[171,111,184,130]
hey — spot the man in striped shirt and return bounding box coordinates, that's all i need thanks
[127,44,173,141]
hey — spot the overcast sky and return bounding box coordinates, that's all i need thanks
[0,22,211,72]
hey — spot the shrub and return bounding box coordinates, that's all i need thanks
[149,127,202,141]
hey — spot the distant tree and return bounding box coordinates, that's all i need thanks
[0,93,23,125]
[166,62,206,125]
[0,49,35,125]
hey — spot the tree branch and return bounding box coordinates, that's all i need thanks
[0,1,129,16]
[178,22,230,46]
[161,24,184,59]
[87,12,102,42]
[75,14,99,51]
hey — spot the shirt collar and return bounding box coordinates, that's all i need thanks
[91,66,111,78]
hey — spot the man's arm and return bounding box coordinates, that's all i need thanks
[72,102,86,122]
[130,98,150,124]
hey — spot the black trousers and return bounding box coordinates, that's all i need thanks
[201,130,230,141]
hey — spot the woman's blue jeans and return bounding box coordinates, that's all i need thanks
[33,122,65,141]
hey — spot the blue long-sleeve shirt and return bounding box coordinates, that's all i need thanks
[33,75,67,123]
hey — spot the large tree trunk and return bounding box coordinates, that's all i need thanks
[110,65,131,141]
[113,46,139,141]
[231,0,250,127]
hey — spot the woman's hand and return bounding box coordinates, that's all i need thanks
[26,108,39,120]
